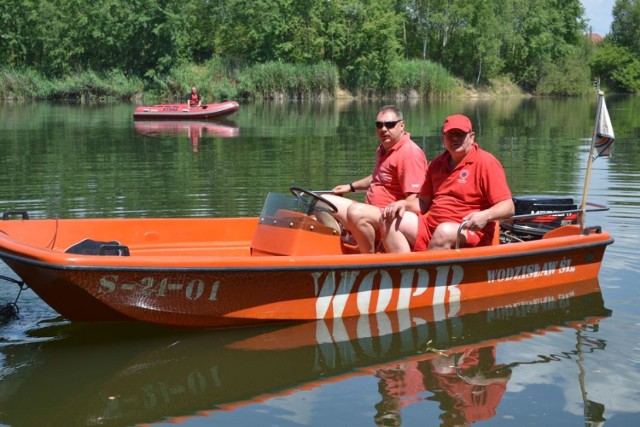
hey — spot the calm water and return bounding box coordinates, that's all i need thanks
[0,97,639,426]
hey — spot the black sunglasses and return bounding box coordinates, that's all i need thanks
[375,120,402,130]
[444,130,471,138]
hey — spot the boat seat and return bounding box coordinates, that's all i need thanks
[314,210,342,234]
[492,221,501,245]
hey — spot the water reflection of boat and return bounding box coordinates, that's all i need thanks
[0,279,610,426]
[134,119,239,152]
[133,120,239,138]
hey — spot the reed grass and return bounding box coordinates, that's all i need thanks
[0,68,49,100]
[48,70,144,101]
[236,61,339,99]
[2,60,458,102]
[0,68,143,101]
[386,60,459,97]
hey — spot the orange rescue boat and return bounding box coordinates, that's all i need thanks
[0,187,613,329]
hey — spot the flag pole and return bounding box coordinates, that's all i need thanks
[578,89,604,231]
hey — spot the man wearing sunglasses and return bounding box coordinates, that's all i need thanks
[324,105,428,253]
[380,114,514,252]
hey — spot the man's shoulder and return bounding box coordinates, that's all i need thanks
[473,143,502,164]
[398,134,427,156]
[430,151,450,166]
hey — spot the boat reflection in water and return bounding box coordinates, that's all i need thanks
[134,120,239,152]
[0,279,610,426]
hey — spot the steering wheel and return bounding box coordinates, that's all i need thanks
[289,186,338,215]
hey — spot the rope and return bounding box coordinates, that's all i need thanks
[0,301,19,323]
[0,274,27,323]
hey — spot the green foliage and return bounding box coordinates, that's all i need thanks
[535,54,592,96]
[591,41,640,93]
[610,0,640,57]
[587,1,640,93]
[497,0,587,91]
[399,0,589,91]
[342,0,404,93]
[612,60,640,93]
[0,0,625,98]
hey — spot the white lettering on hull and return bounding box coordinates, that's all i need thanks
[312,266,463,319]
[98,275,220,302]
[486,258,575,283]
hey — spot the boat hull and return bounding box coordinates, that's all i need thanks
[0,216,613,328]
[132,101,239,120]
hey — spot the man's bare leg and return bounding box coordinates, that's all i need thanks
[380,212,419,253]
[346,202,382,253]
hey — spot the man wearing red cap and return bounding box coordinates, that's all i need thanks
[381,114,514,251]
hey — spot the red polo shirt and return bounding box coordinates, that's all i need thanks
[419,142,511,246]
[366,132,428,208]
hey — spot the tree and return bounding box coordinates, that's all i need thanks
[610,0,640,56]
[591,40,640,93]
[498,0,586,91]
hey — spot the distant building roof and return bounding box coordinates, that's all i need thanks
[588,33,604,43]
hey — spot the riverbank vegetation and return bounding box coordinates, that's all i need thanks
[1,0,638,102]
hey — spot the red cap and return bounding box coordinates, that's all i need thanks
[443,114,472,133]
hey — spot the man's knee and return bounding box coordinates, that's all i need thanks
[324,195,353,222]
[347,203,378,227]
[429,222,461,249]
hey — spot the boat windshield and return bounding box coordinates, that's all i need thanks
[260,192,334,217]
[258,192,339,233]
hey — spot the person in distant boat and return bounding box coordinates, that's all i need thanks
[187,86,201,108]
[322,105,428,254]
[381,114,514,252]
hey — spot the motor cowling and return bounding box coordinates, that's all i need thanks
[500,196,578,241]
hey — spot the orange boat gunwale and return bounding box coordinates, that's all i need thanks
[0,227,613,272]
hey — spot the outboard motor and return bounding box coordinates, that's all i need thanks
[501,196,578,242]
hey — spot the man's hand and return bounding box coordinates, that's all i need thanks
[382,200,408,222]
[462,210,489,231]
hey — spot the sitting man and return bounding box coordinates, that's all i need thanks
[381,114,514,252]
[187,86,201,108]
[324,105,428,253]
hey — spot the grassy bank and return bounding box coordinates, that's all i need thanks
[0,68,144,102]
[1,59,461,103]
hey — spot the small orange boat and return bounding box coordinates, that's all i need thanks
[0,187,613,329]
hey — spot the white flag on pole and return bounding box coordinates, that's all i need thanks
[594,98,615,158]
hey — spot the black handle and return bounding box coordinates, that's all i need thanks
[2,210,29,220]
